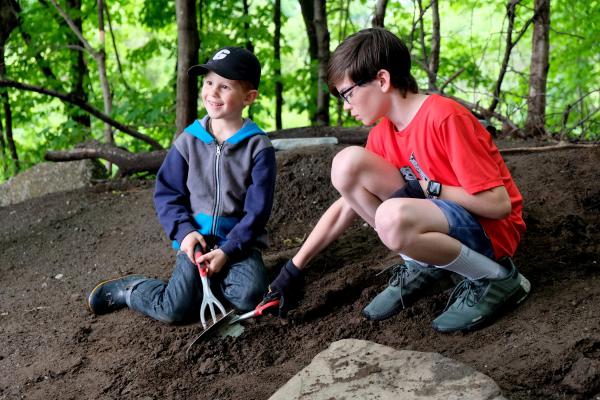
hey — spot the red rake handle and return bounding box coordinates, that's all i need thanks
[194,244,209,277]
[254,299,280,316]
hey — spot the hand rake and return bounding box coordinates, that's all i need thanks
[193,244,227,330]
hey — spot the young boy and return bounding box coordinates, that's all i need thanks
[87,47,277,324]
[266,28,530,333]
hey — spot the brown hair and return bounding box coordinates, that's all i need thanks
[238,80,257,93]
[327,28,418,97]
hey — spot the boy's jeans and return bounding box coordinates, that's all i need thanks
[127,248,268,324]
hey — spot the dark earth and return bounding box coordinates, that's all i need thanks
[1,127,599,400]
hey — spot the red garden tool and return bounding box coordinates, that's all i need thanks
[185,246,280,357]
[194,243,228,330]
[228,298,280,325]
[185,244,232,357]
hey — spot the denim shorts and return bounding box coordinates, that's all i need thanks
[431,199,495,259]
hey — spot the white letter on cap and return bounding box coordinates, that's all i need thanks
[213,49,230,60]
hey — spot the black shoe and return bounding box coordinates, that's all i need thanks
[363,261,458,321]
[87,275,146,315]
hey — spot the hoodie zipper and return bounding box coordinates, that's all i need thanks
[211,143,223,236]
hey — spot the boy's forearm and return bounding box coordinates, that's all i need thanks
[433,183,511,219]
[292,198,357,269]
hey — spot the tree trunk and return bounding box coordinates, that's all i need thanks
[242,0,254,120]
[175,0,199,137]
[0,80,19,171]
[67,0,91,130]
[274,0,283,130]
[242,0,254,53]
[0,0,20,172]
[97,0,113,146]
[372,0,388,27]
[0,109,6,174]
[428,0,440,90]
[313,0,330,126]
[299,0,319,124]
[524,0,550,137]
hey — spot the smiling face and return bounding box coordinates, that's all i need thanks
[201,71,257,122]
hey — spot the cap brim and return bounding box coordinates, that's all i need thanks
[187,64,210,77]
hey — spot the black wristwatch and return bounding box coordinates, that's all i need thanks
[426,180,442,199]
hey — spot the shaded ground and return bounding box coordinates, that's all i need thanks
[1,127,599,400]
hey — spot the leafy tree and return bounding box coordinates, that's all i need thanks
[1,0,598,183]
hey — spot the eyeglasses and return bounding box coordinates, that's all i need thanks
[338,80,367,104]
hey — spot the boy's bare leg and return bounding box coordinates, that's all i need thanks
[294,145,407,268]
[375,198,461,265]
[330,146,406,227]
[293,198,358,267]
[329,145,461,265]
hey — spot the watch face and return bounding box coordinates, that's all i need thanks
[427,181,441,197]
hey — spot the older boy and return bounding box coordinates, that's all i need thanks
[266,28,529,332]
[88,47,276,323]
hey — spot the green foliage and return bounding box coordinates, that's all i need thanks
[1,0,599,183]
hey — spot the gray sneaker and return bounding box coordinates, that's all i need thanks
[432,257,531,333]
[363,261,458,321]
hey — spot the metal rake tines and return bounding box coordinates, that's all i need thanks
[198,266,227,329]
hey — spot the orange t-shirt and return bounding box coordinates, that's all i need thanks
[366,94,525,258]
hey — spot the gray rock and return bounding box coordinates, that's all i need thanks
[0,160,105,207]
[272,137,338,151]
[269,339,506,400]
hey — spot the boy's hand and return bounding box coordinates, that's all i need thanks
[262,259,304,317]
[180,231,207,263]
[195,249,228,278]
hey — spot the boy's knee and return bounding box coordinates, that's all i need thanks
[375,200,418,252]
[331,146,366,190]
[155,306,188,325]
[225,280,267,312]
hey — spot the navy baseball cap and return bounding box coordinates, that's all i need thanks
[188,46,261,89]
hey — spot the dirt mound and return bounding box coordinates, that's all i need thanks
[1,132,599,400]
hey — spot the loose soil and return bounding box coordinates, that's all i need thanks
[1,127,599,400]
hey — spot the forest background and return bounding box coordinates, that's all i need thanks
[0,0,598,182]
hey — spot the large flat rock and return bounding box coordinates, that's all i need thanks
[269,339,506,400]
[0,160,105,207]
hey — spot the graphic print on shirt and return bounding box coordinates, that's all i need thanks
[409,152,430,181]
[399,166,417,181]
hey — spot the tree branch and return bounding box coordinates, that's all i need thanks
[560,88,600,138]
[0,78,163,150]
[45,140,166,176]
[564,106,600,137]
[488,0,519,115]
[439,68,465,92]
[500,142,599,155]
[104,1,132,92]
[438,91,521,134]
[48,0,97,58]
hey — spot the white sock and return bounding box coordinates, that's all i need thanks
[436,244,508,280]
[399,254,429,268]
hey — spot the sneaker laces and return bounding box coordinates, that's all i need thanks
[388,264,409,287]
[387,264,409,309]
[443,279,484,311]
